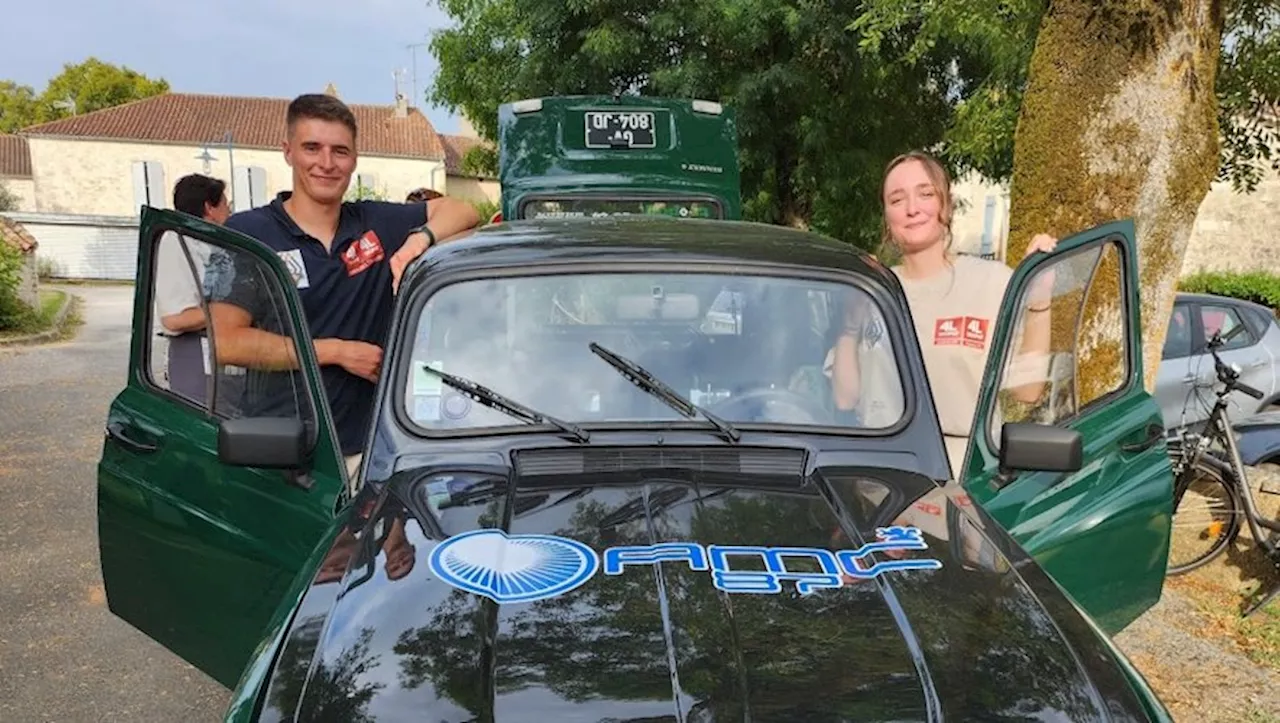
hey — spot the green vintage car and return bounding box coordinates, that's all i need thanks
[98,209,1174,721]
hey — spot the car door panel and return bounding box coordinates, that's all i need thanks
[962,219,1173,636]
[98,208,347,689]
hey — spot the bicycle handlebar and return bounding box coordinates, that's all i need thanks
[1205,326,1265,400]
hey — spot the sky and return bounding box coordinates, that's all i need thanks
[0,0,465,133]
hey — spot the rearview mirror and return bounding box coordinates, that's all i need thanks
[993,422,1082,489]
[218,417,307,469]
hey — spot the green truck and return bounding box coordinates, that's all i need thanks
[493,94,742,222]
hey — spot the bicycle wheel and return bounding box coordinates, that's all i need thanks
[1167,454,1243,575]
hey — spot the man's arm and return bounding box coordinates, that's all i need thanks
[388,195,482,290]
[209,302,384,382]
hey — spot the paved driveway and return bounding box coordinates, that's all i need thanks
[0,285,229,722]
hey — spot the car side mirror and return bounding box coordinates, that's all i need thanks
[991,422,1083,490]
[218,417,307,470]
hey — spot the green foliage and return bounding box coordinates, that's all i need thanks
[0,183,19,212]
[469,198,500,224]
[0,238,37,331]
[344,179,389,202]
[1178,269,1280,313]
[0,57,169,133]
[426,0,959,249]
[853,0,1280,191]
[460,144,497,178]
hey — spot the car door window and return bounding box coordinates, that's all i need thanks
[1198,303,1255,352]
[984,240,1130,448]
[1162,304,1193,360]
[145,228,317,439]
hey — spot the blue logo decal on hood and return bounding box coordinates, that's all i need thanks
[428,529,600,604]
[430,526,941,602]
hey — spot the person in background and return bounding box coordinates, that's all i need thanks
[406,187,443,203]
[153,174,230,404]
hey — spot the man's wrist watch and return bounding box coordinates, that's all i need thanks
[408,224,436,248]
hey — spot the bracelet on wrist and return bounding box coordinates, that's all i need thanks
[408,224,437,248]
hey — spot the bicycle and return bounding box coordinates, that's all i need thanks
[1165,324,1280,617]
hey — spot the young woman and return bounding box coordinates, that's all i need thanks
[831,151,1057,477]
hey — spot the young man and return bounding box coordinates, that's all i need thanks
[153,173,230,404]
[209,93,481,478]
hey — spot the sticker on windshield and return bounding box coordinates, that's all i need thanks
[429,527,941,604]
[413,360,445,395]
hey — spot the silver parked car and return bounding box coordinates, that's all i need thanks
[1156,292,1280,429]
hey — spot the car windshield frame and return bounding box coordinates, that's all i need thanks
[390,258,919,442]
[518,193,725,220]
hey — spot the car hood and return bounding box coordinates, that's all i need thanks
[257,463,1156,722]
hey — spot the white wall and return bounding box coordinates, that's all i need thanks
[26,137,446,217]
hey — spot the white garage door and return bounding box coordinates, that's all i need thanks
[5,212,139,280]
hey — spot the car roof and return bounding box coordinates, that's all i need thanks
[1176,291,1272,314]
[403,216,891,286]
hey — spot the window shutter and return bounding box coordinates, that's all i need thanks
[131,161,167,213]
[233,166,270,210]
[248,166,268,207]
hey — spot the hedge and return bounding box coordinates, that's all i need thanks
[1178,270,1280,314]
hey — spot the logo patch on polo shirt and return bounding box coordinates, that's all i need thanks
[342,231,385,277]
[277,249,310,289]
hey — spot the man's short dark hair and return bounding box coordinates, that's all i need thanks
[287,93,358,139]
[173,174,226,218]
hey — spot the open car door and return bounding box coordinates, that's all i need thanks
[97,207,348,688]
[962,219,1174,635]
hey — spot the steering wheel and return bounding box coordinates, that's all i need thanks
[705,387,832,425]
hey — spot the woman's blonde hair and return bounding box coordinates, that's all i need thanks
[877,150,956,262]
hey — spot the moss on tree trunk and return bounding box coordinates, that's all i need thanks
[1008,0,1224,393]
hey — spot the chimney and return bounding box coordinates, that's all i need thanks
[393,93,409,118]
[323,82,340,98]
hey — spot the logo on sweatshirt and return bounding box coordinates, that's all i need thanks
[935,316,989,349]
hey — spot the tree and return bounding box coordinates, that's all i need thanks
[0,81,38,134]
[426,0,962,248]
[0,58,169,133]
[853,0,1279,391]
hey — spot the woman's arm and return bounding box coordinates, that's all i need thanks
[830,332,862,411]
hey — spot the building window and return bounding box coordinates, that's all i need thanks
[232,166,269,210]
[132,161,167,213]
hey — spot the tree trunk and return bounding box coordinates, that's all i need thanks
[1007,0,1224,394]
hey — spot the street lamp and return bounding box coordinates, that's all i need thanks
[196,146,216,174]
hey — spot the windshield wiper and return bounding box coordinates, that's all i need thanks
[588,342,740,444]
[418,366,589,443]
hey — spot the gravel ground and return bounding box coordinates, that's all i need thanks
[1114,462,1280,722]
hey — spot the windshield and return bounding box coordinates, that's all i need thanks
[521,197,722,220]
[403,271,906,433]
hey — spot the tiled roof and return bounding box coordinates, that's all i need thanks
[20,93,445,160]
[440,133,495,178]
[0,215,38,253]
[0,135,32,178]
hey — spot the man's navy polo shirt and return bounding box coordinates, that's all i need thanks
[219,191,427,456]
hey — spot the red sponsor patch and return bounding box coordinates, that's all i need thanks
[342,231,386,276]
[934,316,963,346]
[962,316,989,349]
[934,315,989,349]
[913,501,942,516]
